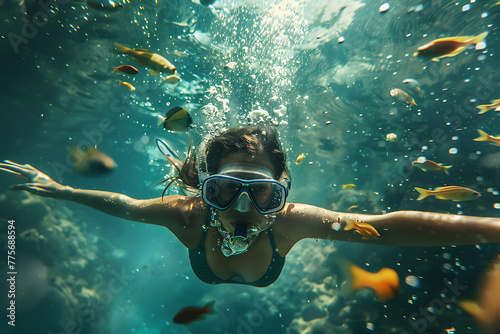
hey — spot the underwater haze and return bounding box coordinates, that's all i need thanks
[1,0,500,333]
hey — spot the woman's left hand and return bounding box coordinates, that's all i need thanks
[0,160,71,198]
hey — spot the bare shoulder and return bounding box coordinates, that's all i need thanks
[133,195,209,249]
[271,203,347,255]
[271,203,326,255]
[274,203,339,227]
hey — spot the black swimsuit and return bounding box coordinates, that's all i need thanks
[188,216,286,287]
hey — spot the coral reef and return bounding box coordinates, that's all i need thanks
[0,191,126,334]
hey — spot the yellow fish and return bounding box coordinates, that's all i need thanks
[295,153,305,165]
[345,217,380,239]
[70,146,117,176]
[347,205,359,211]
[459,254,500,334]
[411,160,452,175]
[474,129,500,147]
[118,81,135,91]
[386,133,397,142]
[413,32,488,62]
[160,106,193,133]
[174,51,187,57]
[342,184,356,189]
[477,99,500,114]
[163,75,182,83]
[114,43,176,75]
[414,186,480,201]
[223,61,237,70]
[336,258,400,302]
[390,88,417,109]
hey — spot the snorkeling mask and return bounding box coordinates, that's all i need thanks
[201,165,289,214]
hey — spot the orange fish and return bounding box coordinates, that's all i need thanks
[173,301,215,325]
[345,217,380,239]
[459,254,500,334]
[477,99,500,114]
[411,160,452,175]
[414,186,480,201]
[112,65,139,75]
[390,88,417,109]
[474,130,500,146]
[413,32,488,61]
[337,258,400,301]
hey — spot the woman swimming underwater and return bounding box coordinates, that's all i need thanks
[1,126,500,287]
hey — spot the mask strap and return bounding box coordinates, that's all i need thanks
[197,139,210,185]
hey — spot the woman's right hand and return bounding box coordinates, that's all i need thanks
[0,160,72,198]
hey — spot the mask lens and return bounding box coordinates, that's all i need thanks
[203,177,242,208]
[249,182,285,213]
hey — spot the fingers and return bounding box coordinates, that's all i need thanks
[3,160,37,171]
[0,164,31,180]
[11,182,50,190]
[1,161,56,186]
[0,167,23,178]
[9,183,34,191]
[0,161,39,181]
[3,160,26,167]
[9,183,53,196]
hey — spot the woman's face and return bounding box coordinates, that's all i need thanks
[215,151,276,234]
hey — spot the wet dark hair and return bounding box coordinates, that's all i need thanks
[179,126,290,189]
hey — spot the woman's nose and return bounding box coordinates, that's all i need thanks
[233,191,251,213]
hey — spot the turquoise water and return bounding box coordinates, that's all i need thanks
[1,0,500,333]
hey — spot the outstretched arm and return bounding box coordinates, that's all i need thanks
[356,210,500,246]
[0,161,205,235]
[279,203,500,248]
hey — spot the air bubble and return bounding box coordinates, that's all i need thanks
[475,42,486,50]
[379,3,390,12]
[405,275,421,287]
